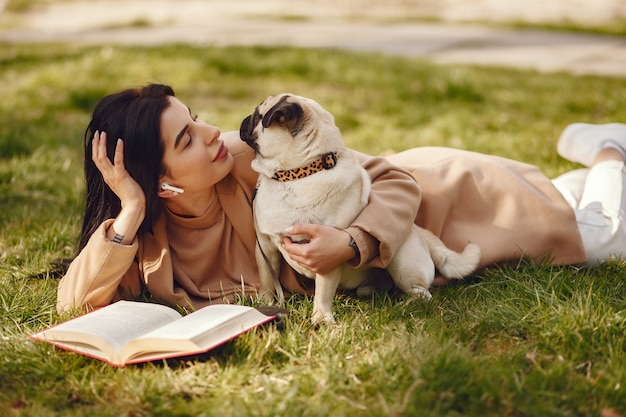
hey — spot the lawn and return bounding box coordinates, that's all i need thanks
[1,42,626,416]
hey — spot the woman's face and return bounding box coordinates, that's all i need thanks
[159,96,233,194]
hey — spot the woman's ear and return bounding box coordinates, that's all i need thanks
[158,186,171,198]
[158,178,184,198]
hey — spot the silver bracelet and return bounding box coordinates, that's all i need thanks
[112,233,125,244]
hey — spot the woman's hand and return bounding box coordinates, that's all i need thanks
[281,223,355,274]
[92,131,146,244]
[92,131,146,210]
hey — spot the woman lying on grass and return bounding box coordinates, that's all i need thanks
[57,83,625,314]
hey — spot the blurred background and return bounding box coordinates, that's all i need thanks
[2,0,625,78]
[1,0,625,35]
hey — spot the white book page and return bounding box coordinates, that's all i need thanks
[135,304,260,342]
[38,301,182,352]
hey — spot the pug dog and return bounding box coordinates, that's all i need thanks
[240,93,481,324]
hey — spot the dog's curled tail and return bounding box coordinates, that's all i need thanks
[418,228,481,279]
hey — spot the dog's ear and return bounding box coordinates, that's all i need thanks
[262,98,303,134]
[239,113,259,151]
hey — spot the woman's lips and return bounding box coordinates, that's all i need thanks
[213,143,229,162]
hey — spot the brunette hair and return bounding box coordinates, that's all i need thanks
[78,84,175,251]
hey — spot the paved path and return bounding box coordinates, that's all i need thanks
[1,0,625,77]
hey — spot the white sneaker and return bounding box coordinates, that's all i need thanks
[557,122,626,166]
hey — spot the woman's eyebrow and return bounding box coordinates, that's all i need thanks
[174,124,189,149]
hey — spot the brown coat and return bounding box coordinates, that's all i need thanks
[386,147,587,267]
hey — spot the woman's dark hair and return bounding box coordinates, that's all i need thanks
[78,83,175,251]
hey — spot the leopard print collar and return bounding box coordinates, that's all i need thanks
[272,152,338,182]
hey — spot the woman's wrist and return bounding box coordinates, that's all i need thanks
[108,203,145,244]
[344,226,378,267]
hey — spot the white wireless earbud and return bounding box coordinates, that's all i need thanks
[161,183,184,196]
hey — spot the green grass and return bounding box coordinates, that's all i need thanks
[1,42,626,416]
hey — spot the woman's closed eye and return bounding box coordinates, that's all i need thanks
[183,115,201,148]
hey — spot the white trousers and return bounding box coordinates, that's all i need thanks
[552,160,626,265]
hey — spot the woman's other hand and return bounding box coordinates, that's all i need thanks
[281,223,354,274]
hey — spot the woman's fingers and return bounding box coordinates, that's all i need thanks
[281,224,353,274]
[91,130,104,165]
[113,137,125,171]
[91,130,99,162]
[91,130,128,188]
[90,130,145,208]
[92,131,126,175]
[92,130,112,172]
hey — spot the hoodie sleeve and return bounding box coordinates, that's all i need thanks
[56,219,143,314]
[347,150,422,268]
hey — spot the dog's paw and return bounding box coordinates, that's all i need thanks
[355,285,374,298]
[409,287,432,301]
[311,309,336,325]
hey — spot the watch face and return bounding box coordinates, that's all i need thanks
[349,237,359,257]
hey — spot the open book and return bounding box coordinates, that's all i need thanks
[30,300,276,367]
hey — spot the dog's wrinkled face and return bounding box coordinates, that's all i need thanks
[240,94,304,153]
[240,93,343,176]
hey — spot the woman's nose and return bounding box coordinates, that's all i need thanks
[203,124,221,144]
